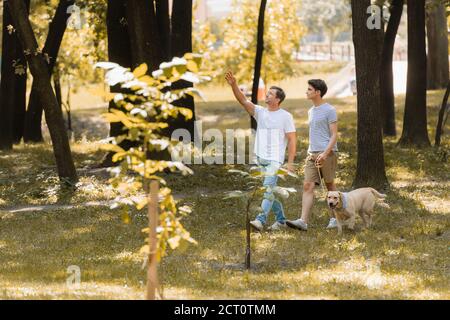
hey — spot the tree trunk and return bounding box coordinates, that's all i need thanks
[251,0,267,131]
[156,0,171,62]
[54,65,63,111]
[0,0,29,149]
[6,0,77,183]
[380,0,403,137]
[398,0,430,147]
[101,0,134,167]
[23,0,75,143]
[426,2,449,90]
[12,0,30,144]
[435,80,450,146]
[126,0,163,71]
[169,0,195,141]
[351,0,388,189]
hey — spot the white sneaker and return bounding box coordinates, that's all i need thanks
[326,218,338,229]
[286,218,308,231]
[268,221,287,231]
[249,219,264,231]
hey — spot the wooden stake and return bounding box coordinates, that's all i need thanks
[146,180,159,300]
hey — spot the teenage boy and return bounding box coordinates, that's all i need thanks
[286,79,338,231]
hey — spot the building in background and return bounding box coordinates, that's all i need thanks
[195,0,232,22]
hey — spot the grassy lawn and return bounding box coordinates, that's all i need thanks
[0,89,448,299]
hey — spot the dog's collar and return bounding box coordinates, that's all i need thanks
[340,192,348,209]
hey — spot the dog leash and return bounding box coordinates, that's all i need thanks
[313,154,326,195]
[316,165,326,195]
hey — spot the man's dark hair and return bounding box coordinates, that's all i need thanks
[270,86,286,104]
[308,79,328,97]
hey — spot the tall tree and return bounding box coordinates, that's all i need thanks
[101,0,134,167]
[155,0,171,62]
[398,0,431,147]
[435,80,450,146]
[426,1,449,90]
[351,0,388,189]
[103,0,195,165]
[23,0,75,143]
[169,0,195,140]
[380,0,404,137]
[126,0,163,71]
[5,0,77,183]
[250,0,267,130]
[0,0,29,149]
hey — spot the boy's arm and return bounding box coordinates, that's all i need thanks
[316,122,338,166]
[225,71,256,116]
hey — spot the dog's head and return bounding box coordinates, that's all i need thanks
[326,191,342,209]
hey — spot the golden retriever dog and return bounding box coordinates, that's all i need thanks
[326,188,390,235]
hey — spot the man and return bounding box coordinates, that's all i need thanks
[286,79,338,231]
[225,71,296,231]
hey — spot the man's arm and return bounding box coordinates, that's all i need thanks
[225,71,256,116]
[316,122,337,166]
[286,132,297,172]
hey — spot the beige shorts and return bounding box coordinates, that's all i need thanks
[303,152,337,185]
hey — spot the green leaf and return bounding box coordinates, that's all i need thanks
[167,235,181,249]
[177,107,193,120]
[133,63,148,78]
[121,210,131,224]
[112,152,127,163]
[250,171,263,177]
[228,169,250,176]
[186,60,199,73]
[223,190,249,199]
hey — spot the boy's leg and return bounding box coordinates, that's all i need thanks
[300,181,316,224]
[286,181,314,231]
[298,154,320,223]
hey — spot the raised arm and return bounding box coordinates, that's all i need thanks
[225,71,256,116]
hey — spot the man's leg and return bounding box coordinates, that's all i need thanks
[272,199,286,223]
[255,175,279,225]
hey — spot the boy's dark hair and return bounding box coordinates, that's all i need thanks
[308,79,328,97]
[270,86,286,104]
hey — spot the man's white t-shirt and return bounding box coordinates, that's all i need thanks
[252,105,296,164]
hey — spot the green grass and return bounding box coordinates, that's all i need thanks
[0,90,448,299]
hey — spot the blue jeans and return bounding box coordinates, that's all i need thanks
[255,157,286,225]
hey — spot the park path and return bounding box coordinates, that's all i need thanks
[327,61,408,98]
[1,200,114,214]
[0,188,231,214]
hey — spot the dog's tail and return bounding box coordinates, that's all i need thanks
[369,188,387,199]
[376,202,391,209]
[369,188,391,209]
